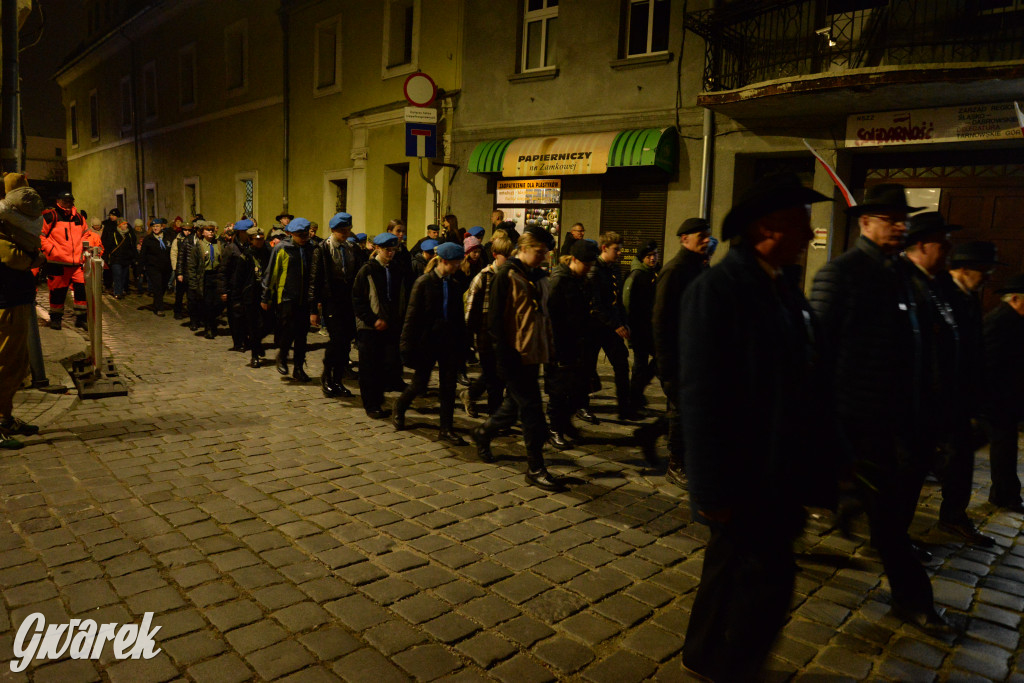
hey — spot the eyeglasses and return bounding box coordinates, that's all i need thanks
[865,214,907,226]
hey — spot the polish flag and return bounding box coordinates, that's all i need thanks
[802,139,856,208]
[1014,102,1024,138]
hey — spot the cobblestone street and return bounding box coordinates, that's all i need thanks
[3,290,1024,682]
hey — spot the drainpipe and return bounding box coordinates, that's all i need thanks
[120,28,144,221]
[280,4,290,215]
[1,0,19,174]
[697,0,716,221]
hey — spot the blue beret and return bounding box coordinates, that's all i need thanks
[468,226,485,238]
[153,217,167,225]
[286,217,311,233]
[420,239,438,252]
[329,212,353,230]
[235,218,254,232]
[355,233,367,241]
[373,232,399,247]
[584,238,598,245]
[346,236,357,243]
[436,242,465,260]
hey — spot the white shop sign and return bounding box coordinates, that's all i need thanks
[846,102,1024,148]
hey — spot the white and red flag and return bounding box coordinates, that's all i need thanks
[802,139,856,208]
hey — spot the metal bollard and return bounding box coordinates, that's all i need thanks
[84,246,103,369]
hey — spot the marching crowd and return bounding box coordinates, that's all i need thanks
[4,171,1024,679]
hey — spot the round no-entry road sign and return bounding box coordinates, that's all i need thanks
[404,72,437,107]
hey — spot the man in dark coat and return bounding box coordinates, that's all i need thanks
[102,218,138,300]
[309,212,358,398]
[188,221,227,340]
[171,221,197,320]
[933,240,1001,545]
[224,220,264,367]
[983,274,1024,512]
[638,217,710,483]
[680,173,837,682]
[623,239,659,420]
[559,222,586,257]
[138,218,173,316]
[261,218,316,382]
[99,208,120,291]
[392,242,469,446]
[584,231,631,421]
[810,183,954,636]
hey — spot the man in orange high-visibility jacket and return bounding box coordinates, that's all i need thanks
[39,191,89,330]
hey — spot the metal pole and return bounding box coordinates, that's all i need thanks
[1,0,19,174]
[26,306,47,387]
[84,246,103,371]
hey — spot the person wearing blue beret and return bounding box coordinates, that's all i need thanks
[412,238,437,280]
[223,220,265,367]
[308,212,358,398]
[261,217,316,381]
[467,226,485,239]
[392,241,468,446]
[351,231,410,419]
[412,224,440,258]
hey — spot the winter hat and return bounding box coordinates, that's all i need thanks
[463,235,482,253]
[133,219,144,227]
[3,172,27,194]
[637,240,659,259]
[571,240,601,263]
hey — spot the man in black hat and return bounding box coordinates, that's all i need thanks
[810,183,954,636]
[983,274,1024,513]
[680,173,838,681]
[932,240,1001,544]
[637,217,711,482]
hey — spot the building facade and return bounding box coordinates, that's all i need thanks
[56,0,463,242]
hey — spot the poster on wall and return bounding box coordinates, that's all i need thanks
[847,103,1023,148]
[496,179,562,248]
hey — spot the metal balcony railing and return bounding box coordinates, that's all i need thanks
[684,0,1024,92]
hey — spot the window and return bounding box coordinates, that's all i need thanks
[626,0,669,56]
[115,189,126,219]
[120,76,132,129]
[382,0,419,78]
[55,147,62,157]
[70,101,79,147]
[522,0,558,72]
[235,172,258,222]
[183,177,200,218]
[225,19,249,93]
[179,45,197,109]
[314,16,342,94]
[89,90,99,141]
[143,61,157,120]
[144,182,158,223]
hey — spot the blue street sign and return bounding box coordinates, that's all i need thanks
[406,122,437,158]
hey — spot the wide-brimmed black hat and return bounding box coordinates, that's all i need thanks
[996,274,1024,295]
[903,212,961,246]
[722,173,831,240]
[950,240,1005,268]
[275,212,294,222]
[676,217,710,236]
[846,183,923,217]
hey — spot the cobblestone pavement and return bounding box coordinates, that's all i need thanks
[3,288,1024,682]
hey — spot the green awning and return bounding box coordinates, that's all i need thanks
[468,127,677,176]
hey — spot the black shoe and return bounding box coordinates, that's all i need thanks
[322,377,342,398]
[939,519,996,547]
[0,418,39,437]
[392,410,406,431]
[74,315,88,329]
[228,345,243,352]
[189,323,200,331]
[990,499,1024,514]
[249,358,261,369]
[911,543,933,564]
[575,409,600,425]
[173,312,185,320]
[366,408,390,420]
[665,464,687,489]
[526,468,568,492]
[438,430,467,447]
[276,356,289,375]
[293,368,311,382]
[471,426,494,463]
[47,317,62,330]
[548,430,573,451]
[891,604,958,638]
[332,382,353,398]
[456,371,470,387]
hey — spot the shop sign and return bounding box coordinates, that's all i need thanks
[496,179,561,205]
[502,132,618,176]
[846,102,1024,148]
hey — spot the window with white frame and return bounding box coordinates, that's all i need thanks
[236,172,258,222]
[120,76,132,130]
[70,101,79,148]
[89,89,99,140]
[183,177,200,219]
[225,19,249,93]
[382,0,419,77]
[179,44,197,109]
[626,0,669,56]
[144,182,158,223]
[522,0,558,72]
[114,189,126,218]
[314,15,342,94]
[143,61,158,120]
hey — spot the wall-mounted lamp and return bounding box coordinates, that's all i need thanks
[815,27,837,47]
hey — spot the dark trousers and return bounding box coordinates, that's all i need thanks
[682,510,799,682]
[323,310,355,381]
[227,299,247,348]
[546,361,587,433]
[938,414,977,522]
[628,343,656,411]
[849,428,934,613]
[585,327,630,412]
[201,275,222,335]
[357,329,399,412]
[173,277,187,315]
[228,299,262,359]
[986,413,1022,506]
[482,364,547,470]
[467,344,504,413]
[275,301,310,368]
[638,379,684,470]
[394,353,459,431]
[145,266,168,312]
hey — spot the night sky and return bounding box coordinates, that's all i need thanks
[19,0,85,138]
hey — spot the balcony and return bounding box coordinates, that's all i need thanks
[684,0,1024,117]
